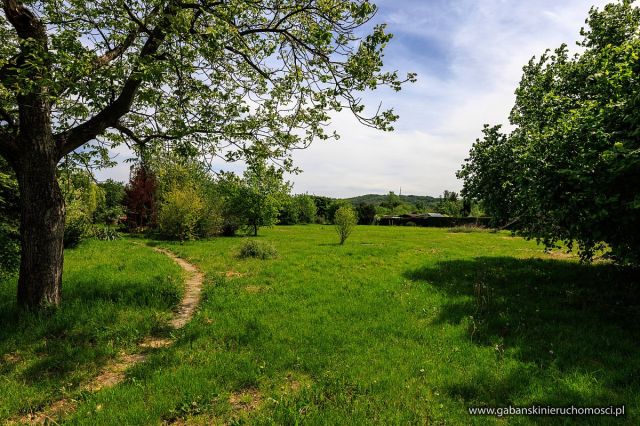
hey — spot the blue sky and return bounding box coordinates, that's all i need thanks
[97,0,610,198]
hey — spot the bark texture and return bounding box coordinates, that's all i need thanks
[16,94,64,308]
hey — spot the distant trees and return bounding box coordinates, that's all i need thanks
[458,2,640,264]
[279,194,317,225]
[334,206,357,244]
[311,196,334,224]
[382,191,402,209]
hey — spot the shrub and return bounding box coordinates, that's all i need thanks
[334,206,357,245]
[221,219,240,237]
[405,221,417,227]
[91,225,120,241]
[157,186,205,241]
[237,240,278,259]
[64,201,89,248]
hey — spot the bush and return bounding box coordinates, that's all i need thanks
[91,225,121,241]
[221,219,240,237]
[64,199,89,248]
[237,240,278,259]
[334,206,357,245]
[157,186,205,241]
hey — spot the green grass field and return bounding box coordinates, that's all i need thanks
[1,226,639,425]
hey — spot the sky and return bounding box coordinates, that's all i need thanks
[97,0,610,198]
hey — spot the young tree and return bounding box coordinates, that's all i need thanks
[228,161,290,236]
[125,165,158,230]
[334,206,357,244]
[0,1,413,307]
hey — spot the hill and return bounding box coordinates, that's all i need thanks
[343,193,438,206]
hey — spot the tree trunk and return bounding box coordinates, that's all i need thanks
[16,158,65,308]
[15,96,64,308]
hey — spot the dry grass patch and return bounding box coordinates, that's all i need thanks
[223,270,245,279]
[229,388,262,412]
[280,372,313,395]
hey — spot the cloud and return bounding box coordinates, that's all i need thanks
[96,0,611,198]
[290,0,610,197]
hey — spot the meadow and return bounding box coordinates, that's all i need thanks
[1,226,638,425]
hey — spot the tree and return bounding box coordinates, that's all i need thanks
[457,125,517,225]
[334,206,357,244]
[157,184,205,241]
[296,194,317,224]
[0,1,413,307]
[382,191,401,209]
[125,165,158,230]
[95,179,126,225]
[312,195,334,223]
[227,161,290,236]
[279,194,316,225]
[458,1,640,264]
[59,167,104,247]
[436,190,463,217]
[355,202,376,224]
[278,195,300,225]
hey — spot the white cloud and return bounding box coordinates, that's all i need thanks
[96,0,610,198]
[289,0,610,197]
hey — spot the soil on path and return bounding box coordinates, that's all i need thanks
[14,245,204,425]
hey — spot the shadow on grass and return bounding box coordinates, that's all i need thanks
[0,273,179,386]
[404,257,640,408]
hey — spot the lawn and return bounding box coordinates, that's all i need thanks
[1,226,639,425]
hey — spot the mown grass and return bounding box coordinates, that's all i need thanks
[1,226,639,425]
[0,239,183,422]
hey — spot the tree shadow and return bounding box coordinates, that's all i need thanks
[404,257,640,409]
[0,272,179,385]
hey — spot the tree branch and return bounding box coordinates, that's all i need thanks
[2,0,46,41]
[56,6,172,157]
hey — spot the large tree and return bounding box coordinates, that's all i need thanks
[459,1,640,264]
[0,0,413,307]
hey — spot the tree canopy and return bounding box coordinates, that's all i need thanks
[0,0,414,169]
[459,1,640,264]
[0,0,413,307]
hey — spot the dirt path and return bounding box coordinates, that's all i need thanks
[15,245,204,425]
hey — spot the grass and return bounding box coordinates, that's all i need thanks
[1,226,639,424]
[0,239,183,422]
